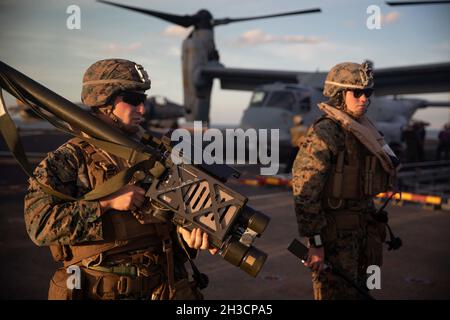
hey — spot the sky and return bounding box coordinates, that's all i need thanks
[0,0,449,128]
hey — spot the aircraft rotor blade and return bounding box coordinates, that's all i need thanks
[386,1,450,6]
[424,101,450,107]
[212,8,321,26]
[97,0,196,28]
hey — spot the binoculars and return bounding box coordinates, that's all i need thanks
[220,205,270,277]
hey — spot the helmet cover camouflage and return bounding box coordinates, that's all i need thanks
[323,62,374,98]
[81,59,151,107]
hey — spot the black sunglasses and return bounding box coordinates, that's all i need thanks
[351,88,373,98]
[120,92,147,106]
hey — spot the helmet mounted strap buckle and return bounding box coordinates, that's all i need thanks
[134,64,148,83]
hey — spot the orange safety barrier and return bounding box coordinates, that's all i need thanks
[239,177,448,208]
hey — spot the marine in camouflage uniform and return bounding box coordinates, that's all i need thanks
[24,59,210,300]
[292,62,398,300]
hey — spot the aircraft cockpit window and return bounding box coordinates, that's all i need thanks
[249,91,267,107]
[299,97,311,112]
[266,91,295,111]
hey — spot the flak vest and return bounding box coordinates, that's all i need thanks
[49,137,170,267]
[316,117,390,212]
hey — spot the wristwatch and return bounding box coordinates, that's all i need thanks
[307,234,323,248]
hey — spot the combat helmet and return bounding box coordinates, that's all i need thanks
[81,58,151,108]
[323,61,374,98]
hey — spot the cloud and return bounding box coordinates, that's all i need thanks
[162,25,192,38]
[168,46,181,57]
[381,11,400,24]
[267,42,337,63]
[256,40,368,71]
[102,42,143,54]
[236,29,322,46]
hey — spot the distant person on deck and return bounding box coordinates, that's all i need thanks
[436,123,450,161]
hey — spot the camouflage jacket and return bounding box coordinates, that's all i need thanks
[24,139,122,246]
[292,117,345,237]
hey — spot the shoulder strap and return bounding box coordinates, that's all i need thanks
[70,137,118,182]
[0,90,153,201]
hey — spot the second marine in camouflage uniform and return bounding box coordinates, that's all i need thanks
[292,62,398,299]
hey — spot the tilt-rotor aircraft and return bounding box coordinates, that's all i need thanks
[98,0,450,156]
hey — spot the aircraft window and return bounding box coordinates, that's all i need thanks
[249,91,267,107]
[266,91,295,110]
[299,97,311,112]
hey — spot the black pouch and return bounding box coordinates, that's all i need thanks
[366,218,387,267]
[173,278,204,300]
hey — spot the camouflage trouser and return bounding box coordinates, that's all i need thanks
[312,228,368,300]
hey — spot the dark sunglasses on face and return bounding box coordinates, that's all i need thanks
[120,92,147,106]
[351,88,374,98]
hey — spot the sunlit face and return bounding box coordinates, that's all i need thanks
[344,90,370,119]
[112,93,145,130]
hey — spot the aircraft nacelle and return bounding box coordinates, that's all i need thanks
[182,29,221,124]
